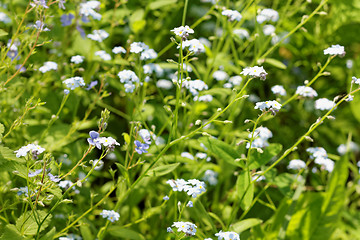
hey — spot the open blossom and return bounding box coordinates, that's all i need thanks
[87,130,101,149]
[213,70,229,81]
[194,94,213,102]
[314,98,335,110]
[80,1,101,20]
[98,137,120,150]
[95,50,111,60]
[134,140,149,154]
[39,61,57,73]
[241,66,267,80]
[166,179,206,198]
[100,210,120,222]
[171,25,194,39]
[337,141,359,155]
[130,42,148,53]
[314,157,335,172]
[140,48,157,60]
[222,9,242,21]
[15,144,45,158]
[295,86,318,98]
[87,29,109,42]
[63,76,85,90]
[143,63,163,76]
[233,28,249,39]
[171,222,197,236]
[271,85,286,96]
[182,39,205,54]
[203,170,218,186]
[287,159,306,170]
[112,46,126,54]
[263,24,276,36]
[254,100,282,113]
[247,126,272,149]
[118,70,139,83]
[215,231,240,240]
[257,8,279,23]
[182,79,208,95]
[323,44,345,56]
[352,76,360,85]
[307,147,327,159]
[70,55,84,64]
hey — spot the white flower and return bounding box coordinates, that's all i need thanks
[346,59,353,69]
[39,61,57,73]
[233,28,249,39]
[314,157,335,172]
[171,25,194,39]
[323,44,345,56]
[203,170,218,186]
[0,12,11,24]
[182,39,205,54]
[130,42,149,53]
[288,159,306,170]
[307,147,327,159]
[58,180,73,189]
[171,222,197,236]
[140,48,157,60]
[252,174,266,182]
[271,85,286,96]
[15,144,45,158]
[156,80,173,89]
[118,70,139,83]
[257,8,279,23]
[254,100,282,112]
[63,76,85,90]
[315,98,335,110]
[295,86,318,98]
[80,1,101,20]
[194,94,213,102]
[92,159,104,170]
[70,55,84,64]
[166,179,188,192]
[247,126,272,149]
[95,50,111,60]
[181,152,194,160]
[182,79,208,95]
[337,142,359,155]
[139,129,152,144]
[229,75,242,86]
[241,66,267,80]
[87,29,109,42]
[352,76,360,85]
[223,83,233,88]
[199,37,211,47]
[98,137,120,149]
[143,63,163,76]
[215,231,240,240]
[166,179,206,198]
[112,46,126,54]
[100,210,120,222]
[213,70,229,81]
[124,82,136,93]
[222,9,242,21]
[263,24,276,36]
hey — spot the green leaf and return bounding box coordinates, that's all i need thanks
[148,0,177,10]
[230,218,263,233]
[248,143,282,170]
[0,123,4,140]
[108,226,145,240]
[146,163,180,177]
[264,58,287,69]
[199,137,243,168]
[193,200,216,232]
[0,224,25,240]
[39,227,56,240]
[80,222,93,240]
[0,146,25,165]
[0,29,8,37]
[236,171,254,210]
[16,211,52,236]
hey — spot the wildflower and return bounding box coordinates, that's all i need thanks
[85,80,98,90]
[48,173,61,182]
[98,137,120,150]
[112,46,126,54]
[229,75,242,86]
[295,86,318,98]
[58,0,65,9]
[306,147,327,159]
[70,55,84,64]
[203,170,218,186]
[167,227,173,233]
[28,169,42,178]
[58,180,73,189]
[172,222,197,236]
[323,44,345,57]
[314,98,335,110]
[34,20,50,31]
[92,159,104,170]
[346,60,353,69]
[100,210,120,222]
[257,8,279,23]
[140,48,157,60]
[337,142,359,155]
[95,50,111,61]
[213,70,229,81]
[314,157,335,172]
[134,140,149,154]
[87,29,109,42]
[143,63,164,76]
[233,28,249,39]
[195,152,211,161]
[187,201,193,207]
[7,42,19,61]
[163,195,169,201]
[130,42,149,53]
[184,179,206,198]
[241,66,267,80]
[252,174,266,182]
[287,159,306,170]
[271,85,286,96]
[222,9,242,21]
[166,179,188,192]
[156,80,173,89]
[138,129,152,144]
[182,39,205,54]
[352,76,360,85]
[181,152,194,160]
[118,70,139,83]
[124,82,136,93]
[31,0,48,8]
[39,61,57,73]
[171,25,194,40]
[247,126,273,149]
[15,144,45,158]
[254,100,282,113]
[87,130,101,149]
[80,1,101,20]
[63,76,85,90]
[215,231,240,240]
[61,14,74,26]
[17,186,31,197]
[263,24,276,36]
[194,94,213,102]
[182,79,208,95]
[59,234,82,240]
[0,12,11,24]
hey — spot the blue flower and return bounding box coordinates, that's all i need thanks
[60,14,74,27]
[86,80,98,90]
[134,140,149,154]
[28,169,42,178]
[87,131,101,149]
[48,173,61,182]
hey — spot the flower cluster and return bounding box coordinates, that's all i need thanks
[337,141,359,155]
[87,131,120,150]
[130,42,157,60]
[95,50,111,61]
[287,159,306,170]
[15,144,45,159]
[87,29,109,42]
[247,126,273,149]
[295,86,318,98]
[118,70,139,93]
[63,76,86,90]
[171,221,197,236]
[221,9,242,21]
[323,44,345,57]
[171,25,194,40]
[100,210,120,222]
[80,0,101,20]
[241,66,267,80]
[182,79,208,96]
[70,55,85,64]
[307,147,334,172]
[39,61,57,73]
[314,98,335,110]
[181,39,205,54]
[203,170,218,186]
[257,8,279,23]
[112,46,126,54]
[254,100,282,114]
[271,85,286,96]
[215,231,240,240]
[166,179,206,198]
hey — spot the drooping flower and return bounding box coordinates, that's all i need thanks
[241,66,267,80]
